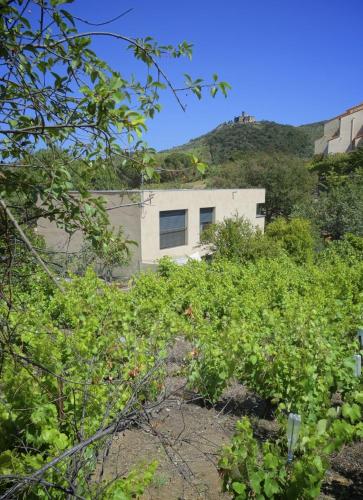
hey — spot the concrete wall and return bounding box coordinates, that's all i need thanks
[315,108,363,155]
[314,118,340,155]
[139,189,265,265]
[38,189,265,276]
[328,110,363,154]
[37,191,142,274]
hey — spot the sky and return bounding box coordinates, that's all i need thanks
[68,0,363,151]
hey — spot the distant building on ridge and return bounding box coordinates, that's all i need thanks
[234,111,256,124]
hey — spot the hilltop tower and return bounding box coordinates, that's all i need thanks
[234,111,256,124]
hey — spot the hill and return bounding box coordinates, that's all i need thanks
[161,120,324,164]
[152,120,325,220]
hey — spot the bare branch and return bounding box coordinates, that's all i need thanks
[72,8,134,27]
[0,199,63,290]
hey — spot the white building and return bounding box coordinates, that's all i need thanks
[37,188,265,276]
[315,102,363,155]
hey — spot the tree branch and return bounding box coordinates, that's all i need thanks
[0,199,63,290]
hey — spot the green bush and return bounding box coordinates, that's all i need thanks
[266,217,315,264]
[200,215,282,263]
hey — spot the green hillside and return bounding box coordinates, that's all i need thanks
[162,120,324,164]
[152,119,326,220]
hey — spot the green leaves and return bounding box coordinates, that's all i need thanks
[184,73,231,100]
[51,0,74,5]
[1,232,363,496]
[40,428,69,450]
[217,80,232,97]
[342,403,361,423]
[0,0,230,259]
[232,482,246,496]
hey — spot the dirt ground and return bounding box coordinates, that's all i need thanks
[96,337,363,499]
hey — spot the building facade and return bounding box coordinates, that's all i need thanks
[315,102,363,155]
[37,188,265,276]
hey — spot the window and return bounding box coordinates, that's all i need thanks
[160,209,187,249]
[200,207,215,234]
[256,203,266,217]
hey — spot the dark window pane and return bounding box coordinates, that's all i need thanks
[256,203,266,217]
[200,207,214,233]
[160,210,186,231]
[160,229,186,249]
[160,210,187,249]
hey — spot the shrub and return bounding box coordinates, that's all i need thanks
[266,217,315,264]
[200,215,282,263]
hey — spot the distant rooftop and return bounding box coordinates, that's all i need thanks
[330,102,363,121]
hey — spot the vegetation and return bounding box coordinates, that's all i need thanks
[200,216,281,263]
[205,153,316,221]
[0,0,228,496]
[154,123,322,222]
[0,2,362,498]
[201,216,315,264]
[265,217,315,264]
[294,147,363,238]
[0,0,224,249]
[1,237,362,497]
[164,120,324,163]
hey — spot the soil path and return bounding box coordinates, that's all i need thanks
[97,338,362,499]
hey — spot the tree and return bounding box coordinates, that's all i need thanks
[311,147,363,190]
[0,0,229,251]
[294,148,363,239]
[314,181,363,239]
[70,228,137,281]
[0,2,231,497]
[207,153,317,222]
[159,152,203,183]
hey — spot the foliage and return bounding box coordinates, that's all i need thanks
[69,228,136,280]
[0,2,231,495]
[97,461,158,499]
[1,242,362,496]
[0,0,228,250]
[207,121,317,163]
[0,269,173,497]
[204,153,317,222]
[219,417,327,499]
[294,179,363,239]
[156,123,322,224]
[200,215,316,264]
[266,217,315,264]
[0,218,46,285]
[158,152,204,183]
[294,147,363,239]
[320,233,363,264]
[200,215,282,263]
[219,396,363,500]
[166,121,323,165]
[311,147,363,189]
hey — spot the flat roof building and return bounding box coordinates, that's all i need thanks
[37,188,265,277]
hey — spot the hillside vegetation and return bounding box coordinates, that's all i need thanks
[163,120,324,164]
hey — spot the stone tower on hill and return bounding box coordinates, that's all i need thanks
[234,111,256,124]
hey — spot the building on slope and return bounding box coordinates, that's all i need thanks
[37,188,265,277]
[315,102,363,155]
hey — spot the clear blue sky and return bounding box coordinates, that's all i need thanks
[69,0,363,151]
